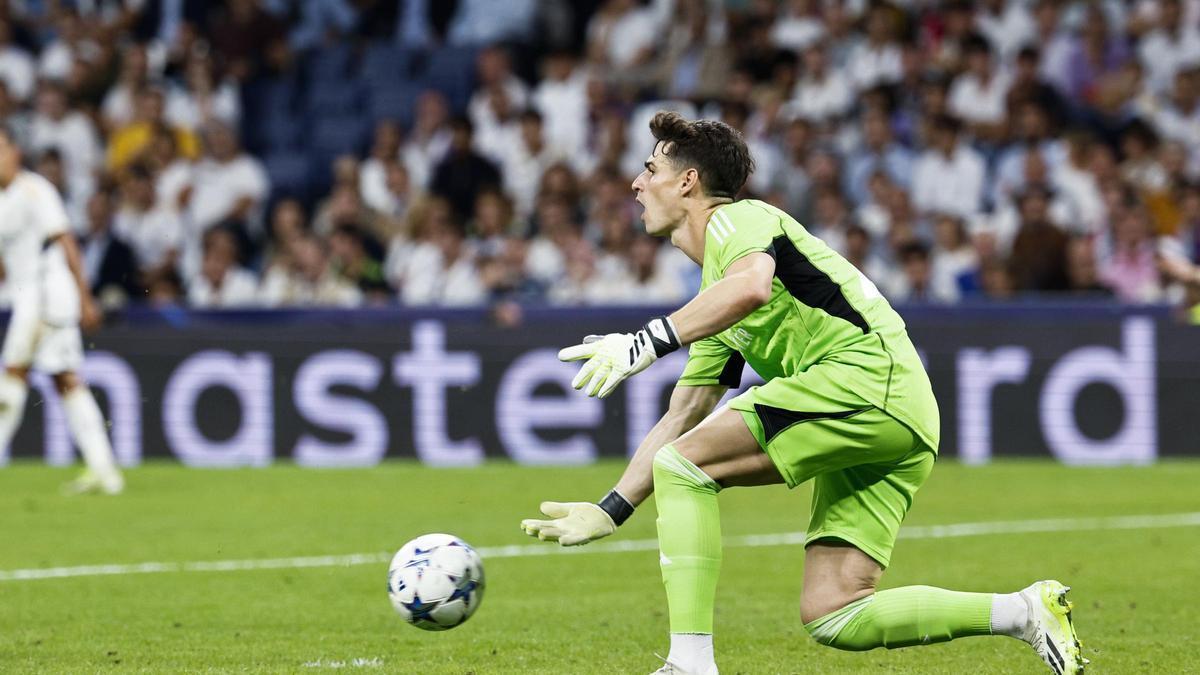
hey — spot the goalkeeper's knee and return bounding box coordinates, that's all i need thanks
[652,444,721,494]
[802,595,877,651]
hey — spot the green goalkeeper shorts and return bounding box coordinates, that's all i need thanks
[728,378,935,569]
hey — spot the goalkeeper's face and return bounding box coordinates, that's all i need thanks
[632,142,689,237]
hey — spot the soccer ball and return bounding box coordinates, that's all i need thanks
[386,533,485,631]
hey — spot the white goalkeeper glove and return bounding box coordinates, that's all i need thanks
[558,316,681,398]
[520,490,635,547]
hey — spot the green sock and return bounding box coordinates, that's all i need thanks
[805,586,994,651]
[653,444,722,634]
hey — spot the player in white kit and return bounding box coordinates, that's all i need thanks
[0,126,124,494]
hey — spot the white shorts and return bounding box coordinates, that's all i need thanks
[2,302,83,374]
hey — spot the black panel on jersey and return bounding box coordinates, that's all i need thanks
[754,404,871,444]
[770,235,870,334]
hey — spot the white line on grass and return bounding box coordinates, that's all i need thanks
[3,511,1199,583]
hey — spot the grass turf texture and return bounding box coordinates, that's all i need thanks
[0,461,1197,674]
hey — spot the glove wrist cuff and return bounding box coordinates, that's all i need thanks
[642,315,682,358]
[597,489,635,526]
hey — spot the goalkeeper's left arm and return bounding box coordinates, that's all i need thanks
[520,384,726,545]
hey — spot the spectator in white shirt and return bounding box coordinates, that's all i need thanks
[400,217,486,306]
[402,90,452,190]
[188,226,259,307]
[29,81,101,203]
[789,40,854,123]
[38,10,98,82]
[532,51,590,156]
[975,0,1036,64]
[101,43,151,131]
[259,234,362,307]
[500,110,570,219]
[468,46,529,150]
[772,0,824,53]
[948,35,1013,142]
[360,120,403,214]
[587,0,660,71]
[1138,0,1200,95]
[113,164,183,274]
[167,51,241,131]
[611,234,687,305]
[911,114,986,219]
[0,19,34,102]
[845,4,903,91]
[187,121,269,236]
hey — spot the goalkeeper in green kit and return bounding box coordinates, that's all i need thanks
[520,112,1085,675]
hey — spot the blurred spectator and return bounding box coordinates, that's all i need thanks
[0,81,30,149]
[188,226,259,307]
[1009,186,1070,292]
[186,121,269,239]
[34,149,86,230]
[329,224,390,300]
[430,116,501,221]
[284,0,358,51]
[38,10,97,82]
[167,51,241,131]
[526,196,582,286]
[911,115,985,219]
[260,233,362,307]
[469,46,529,148]
[533,50,590,155]
[930,213,977,302]
[976,0,1035,63]
[114,164,183,273]
[80,189,142,307]
[100,43,150,130]
[789,40,853,124]
[208,0,287,82]
[1063,6,1131,105]
[0,19,35,102]
[403,91,452,190]
[845,108,913,205]
[1137,0,1200,96]
[360,121,403,213]
[772,0,823,53]
[659,0,730,101]
[448,0,536,46]
[1064,235,1114,297]
[498,110,571,219]
[107,86,200,172]
[846,3,902,92]
[30,81,101,201]
[400,216,485,306]
[587,0,660,72]
[948,35,1011,142]
[613,234,687,305]
[1098,202,1162,302]
[892,242,953,304]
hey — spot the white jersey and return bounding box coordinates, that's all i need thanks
[0,170,78,323]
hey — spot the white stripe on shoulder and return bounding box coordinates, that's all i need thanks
[707,221,725,244]
[715,209,737,234]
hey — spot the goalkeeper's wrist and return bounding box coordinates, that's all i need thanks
[597,489,635,526]
[641,315,682,358]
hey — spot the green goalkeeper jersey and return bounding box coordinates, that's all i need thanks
[677,199,940,452]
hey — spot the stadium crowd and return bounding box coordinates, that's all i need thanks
[1,0,1199,315]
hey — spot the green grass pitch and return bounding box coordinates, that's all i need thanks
[1,460,1197,673]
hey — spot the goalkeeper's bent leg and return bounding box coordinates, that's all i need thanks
[654,443,722,634]
[804,586,995,650]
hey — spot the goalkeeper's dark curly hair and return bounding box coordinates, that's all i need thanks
[648,111,754,199]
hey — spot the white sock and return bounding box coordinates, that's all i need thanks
[667,633,714,673]
[990,592,1029,639]
[62,386,120,478]
[0,373,29,463]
